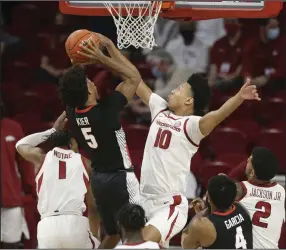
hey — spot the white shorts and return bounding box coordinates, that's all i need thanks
[37,215,100,249]
[141,194,188,247]
[1,207,29,243]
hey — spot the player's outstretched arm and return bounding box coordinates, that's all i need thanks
[199,78,261,136]
[16,112,67,165]
[78,39,141,101]
[181,217,216,249]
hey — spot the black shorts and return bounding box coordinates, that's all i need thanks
[91,170,140,235]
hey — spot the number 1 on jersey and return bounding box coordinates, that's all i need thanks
[59,161,66,179]
[81,127,98,149]
[154,128,172,149]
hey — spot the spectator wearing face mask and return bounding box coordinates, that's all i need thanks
[165,21,209,73]
[208,19,244,90]
[147,48,192,100]
[242,18,285,89]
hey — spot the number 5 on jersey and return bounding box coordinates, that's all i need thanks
[81,127,98,149]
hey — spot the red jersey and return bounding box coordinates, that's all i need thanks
[1,118,36,207]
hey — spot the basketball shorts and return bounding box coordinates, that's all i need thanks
[1,207,29,243]
[37,215,99,248]
[91,170,140,235]
[141,194,188,247]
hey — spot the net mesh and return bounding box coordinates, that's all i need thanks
[103,1,162,50]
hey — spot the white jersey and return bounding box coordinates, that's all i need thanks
[239,180,285,249]
[115,241,160,249]
[36,147,89,219]
[140,93,204,196]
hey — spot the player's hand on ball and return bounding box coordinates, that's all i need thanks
[93,33,114,48]
[78,39,105,64]
[53,111,68,131]
[239,78,261,101]
[189,197,206,214]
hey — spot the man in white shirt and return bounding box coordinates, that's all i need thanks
[166,21,208,73]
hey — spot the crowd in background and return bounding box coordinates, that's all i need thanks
[1,1,285,248]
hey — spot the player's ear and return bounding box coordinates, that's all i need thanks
[184,96,193,106]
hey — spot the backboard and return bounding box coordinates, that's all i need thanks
[59,1,283,19]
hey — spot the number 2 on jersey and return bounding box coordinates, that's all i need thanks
[81,127,98,149]
[154,128,172,149]
[252,201,271,228]
[235,226,247,249]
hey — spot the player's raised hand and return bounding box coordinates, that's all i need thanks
[53,111,68,131]
[78,38,106,64]
[239,78,261,101]
[93,33,114,48]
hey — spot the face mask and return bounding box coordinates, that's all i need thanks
[151,67,164,79]
[224,23,240,38]
[180,30,195,44]
[267,28,280,40]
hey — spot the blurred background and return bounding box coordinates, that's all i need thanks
[1,1,285,248]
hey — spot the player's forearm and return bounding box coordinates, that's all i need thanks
[104,42,138,73]
[99,55,140,82]
[16,128,56,150]
[136,80,152,106]
[199,93,243,135]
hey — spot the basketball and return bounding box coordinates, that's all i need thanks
[65,29,100,64]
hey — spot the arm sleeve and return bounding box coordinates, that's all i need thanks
[185,116,205,146]
[149,93,168,121]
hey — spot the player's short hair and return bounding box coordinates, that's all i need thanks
[47,130,73,148]
[208,175,237,211]
[117,204,146,232]
[251,147,278,181]
[58,65,88,108]
[187,73,211,116]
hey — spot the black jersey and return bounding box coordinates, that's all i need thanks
[207,203,253,249]
[66,91,132,172]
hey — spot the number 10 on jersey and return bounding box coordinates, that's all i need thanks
[154,128,172,149]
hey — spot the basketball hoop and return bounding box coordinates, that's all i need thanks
[103,1,163,50]
[59,1,283,49]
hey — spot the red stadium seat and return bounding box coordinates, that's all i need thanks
[201,161,233,189]
[256,129,286,173]
[210,127,248,155]
[190,152,203,178]
[14,113,42,134]
[256,98,286,123]
[268,121,286,134]
[124,124,149,150]
[226,120,260,143]
[216,153,247,167]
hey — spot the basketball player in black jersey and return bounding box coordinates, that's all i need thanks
[182,175,253,249]
[59,34,141,248]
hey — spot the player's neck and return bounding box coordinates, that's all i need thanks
[172,107,193,116]
[85,98,97,107]
[249,178,271,186]
[123,233,145,245]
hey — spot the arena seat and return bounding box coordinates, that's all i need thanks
[268,121,286,133]
[124,124,149,150]
[210,127,248,155]
[200,161,233,189]
[256,97,286,123]
[256,129,286,173]
[216,153,247,166]
[226,120,260,142]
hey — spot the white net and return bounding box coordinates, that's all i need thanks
[103,1,162,50]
